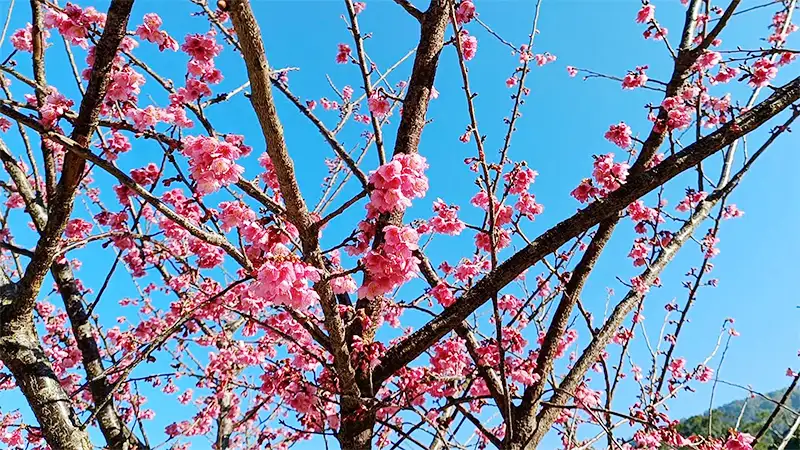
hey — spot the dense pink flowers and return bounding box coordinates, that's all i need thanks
[504,167,538,195]
[359,226,420,299]
[11,24,49,52]
[180,135,248,194]
[64,219,92,239]
[105,67,146,102]
[592,153,629,191]
[182,33,222,62]
[676,190,707,212]
[428,199,465,235]
[135,13,178,51]
[430,283,456,307]
[460,32,478,61]
[571,179,597,203]
[712,65,740,84]
[659,95,694,131]
[724,431,754,450]
[622,65,648,89]
[515,192,544,220]
[368,92,391,119]
[636,4,655,23]
[571,153,630,203]
[218,201,257,232]
[182,33,223,82]
[29,89,74,129]
[45,3,105,48]
[367,153,429,216]
[694,50,721,72]
[456,1,476,24]
[604,122,633,149]
[748,58,778,87]
[252,244,321,309]
[627,200,661,224]
[336,43,351,63]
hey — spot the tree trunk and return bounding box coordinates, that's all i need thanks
[337,406,375,450]
[0,312,93,450]
[53,262,143,449]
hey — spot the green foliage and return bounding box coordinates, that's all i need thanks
[675,388,800,449]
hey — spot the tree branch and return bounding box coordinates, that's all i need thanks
[372,75,800,386]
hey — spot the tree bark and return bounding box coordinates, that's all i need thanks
[337,407,376,450]
[0,307,93,450]
[53,262,144,449]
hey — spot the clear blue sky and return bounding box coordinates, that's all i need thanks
[2,0,799,447]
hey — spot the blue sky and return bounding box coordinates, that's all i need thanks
[2,0,799,447]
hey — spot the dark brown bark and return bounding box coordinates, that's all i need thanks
[0,301,92,450]
[17,0,135,309]
[0,2,135,450]
[53,262,144,449]
[337,407,377,450]
[226,1,370,447]
[512,219,616,440]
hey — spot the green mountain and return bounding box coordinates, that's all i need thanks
[676,388,800,449]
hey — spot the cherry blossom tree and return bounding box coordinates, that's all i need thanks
[0,0,798,449]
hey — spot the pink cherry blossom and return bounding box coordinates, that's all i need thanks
[676,190,707,212]
[359,226,420,298]
[515,192,544,220]
[571,179,598,203]
[252,244,321,309]
[748,58,777,87]
[321,97,339,110]
[336,43,351,64]
[368,92,391,119]
[105,67,146,102]
[181,33,222,62]
[180,135,246,194]
[11,24,50,52]
[32,89,74,129]
[622,65,648,89]
[367,153,428,215]
[504,167,538,195]
[697,365,714,382]
[456,1,476,24]
[566,66,578,77]
[45,3,105,48]
[64,219,92,239]
[533,53,557,66]
[694,50,721,72]
[135,13,178,51]
[636,4,655,23]
[604,122,633,149]
[430,283,456,307]
[460,32,478,61]
[659,95,694,131]
[724,431,754,450]
[429,199,465,235]
[722,204,744,220]
[712,65,740,84]
[592,153,629,192]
